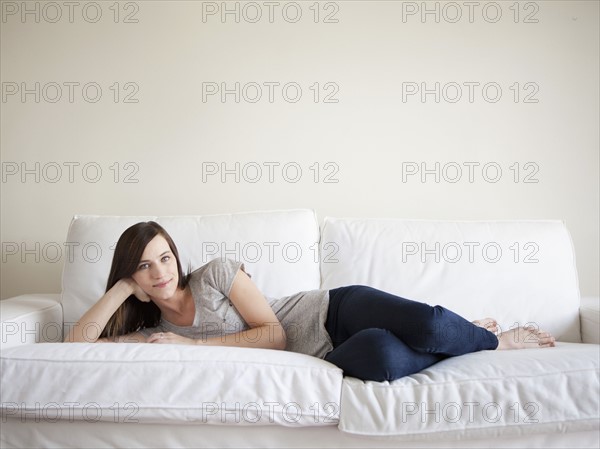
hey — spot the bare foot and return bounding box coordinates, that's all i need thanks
[496,326,556,350]
[472,317,499,335]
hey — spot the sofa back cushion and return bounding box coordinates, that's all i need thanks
[61,210,321,328]
[320,218,581,342]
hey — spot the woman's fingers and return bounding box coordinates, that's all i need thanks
[132,283,151,302]
[146,332,195,345]
[121,277,151,302]
[147,332,168,343]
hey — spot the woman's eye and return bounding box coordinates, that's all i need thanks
[162,256,170,262]
[138,263,149,270]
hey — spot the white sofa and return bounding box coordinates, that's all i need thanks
[1,209,599,448]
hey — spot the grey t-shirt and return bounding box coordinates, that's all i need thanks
[138,258,333,359]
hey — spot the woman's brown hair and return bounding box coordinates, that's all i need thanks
[100,221,188,339]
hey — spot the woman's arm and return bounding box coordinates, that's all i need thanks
[64,278,148,343]
[147,269,287,350]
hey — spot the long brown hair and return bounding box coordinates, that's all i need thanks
[100,221,188,339]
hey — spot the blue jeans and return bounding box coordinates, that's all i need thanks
[324,286,499,381]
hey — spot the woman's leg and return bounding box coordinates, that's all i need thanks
[326,285,498,357]
[324,328,447,381]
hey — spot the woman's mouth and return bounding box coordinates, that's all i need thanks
[153,279,172,288]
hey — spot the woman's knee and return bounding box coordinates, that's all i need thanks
[326,328,410,382]
[349,327,397,351]
[409,305,475,353]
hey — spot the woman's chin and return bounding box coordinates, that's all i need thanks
[151,288,177,302]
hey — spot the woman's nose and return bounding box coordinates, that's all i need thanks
[151,264,165,278]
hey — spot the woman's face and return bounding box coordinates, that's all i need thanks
[131,234,179,301]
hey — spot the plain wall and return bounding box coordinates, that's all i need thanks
[1,0,598,299]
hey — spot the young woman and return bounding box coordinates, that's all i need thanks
[65,221,556,382]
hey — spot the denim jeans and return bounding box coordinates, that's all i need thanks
[324,285,499,381]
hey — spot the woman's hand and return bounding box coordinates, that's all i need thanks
[119,278,151,302]
[64,277,149,343]
[147,332,196,345]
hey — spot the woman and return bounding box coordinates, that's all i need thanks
[65,221,556,382]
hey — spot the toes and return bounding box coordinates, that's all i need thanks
[476,318,497,328]
[472,318,501,336]
[476,318,499,334]
[537,335,556,347]
[486,319,498,333]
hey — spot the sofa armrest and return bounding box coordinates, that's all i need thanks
[580,296,600,344]
[0,294,63,349]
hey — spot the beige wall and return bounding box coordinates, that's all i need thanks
[1,0,598,299]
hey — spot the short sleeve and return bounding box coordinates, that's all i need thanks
[203,258,246,297]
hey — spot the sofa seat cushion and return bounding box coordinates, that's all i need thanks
[338,342,599,439]
[0,343,342,426]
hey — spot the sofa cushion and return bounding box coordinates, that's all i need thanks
[320,218,582,342]
[0,342,342,426]
[338,342,599,438]
[61,209,321,328]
